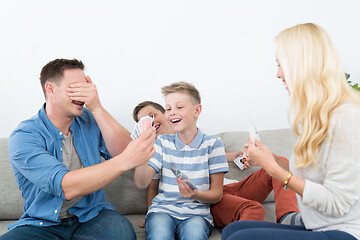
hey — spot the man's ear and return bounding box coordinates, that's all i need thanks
[45,82,55,97]
[194,104,202,118]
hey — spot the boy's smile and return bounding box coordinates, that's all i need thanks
[165,92,201,144]
[170,117,182,124]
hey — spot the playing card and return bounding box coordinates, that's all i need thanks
[170,167,198,190]
[234,152,247,170]
[138,116,153,132]
[130,123,140,140]
[249,121,260,144]
[131,116,154,140]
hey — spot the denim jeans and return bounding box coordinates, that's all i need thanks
[145,212,212,240]
[222,221,357,240]
[0,209,136,240]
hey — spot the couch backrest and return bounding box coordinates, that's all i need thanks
[217,128,296,181]
[103,168,148,215]
[0,138,24,220]
[217,129,296,202]
[0,137,148,218]
[0,128,296,219]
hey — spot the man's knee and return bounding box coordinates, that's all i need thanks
[76,209,136,240]
[99,210,136,239]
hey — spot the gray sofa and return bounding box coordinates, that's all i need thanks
[0,129,296,239]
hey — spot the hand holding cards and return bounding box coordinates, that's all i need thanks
[234,121,260,170]
[234,152,247,170]
[170,167,198,190]
[131,116,154,140]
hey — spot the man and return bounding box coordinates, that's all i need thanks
[0,59,156,240]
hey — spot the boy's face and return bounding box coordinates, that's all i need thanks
[137,105,173,137]
[164,92,201,134]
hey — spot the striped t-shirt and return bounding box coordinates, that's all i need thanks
[147,129,229,225]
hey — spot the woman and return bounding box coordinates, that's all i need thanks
[222,23,360,240]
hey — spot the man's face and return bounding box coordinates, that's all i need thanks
[49,69,87,118]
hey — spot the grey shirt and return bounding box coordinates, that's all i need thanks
[58,131,83,219]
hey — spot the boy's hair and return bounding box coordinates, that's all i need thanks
[40,58,85,99]
[161,81,201,105]
[132,101,165,122]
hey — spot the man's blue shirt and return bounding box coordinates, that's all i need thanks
[7,104,114,230]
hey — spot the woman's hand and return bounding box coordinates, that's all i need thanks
[246,139,280,177]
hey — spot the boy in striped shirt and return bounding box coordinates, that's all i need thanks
[134,81,228,240]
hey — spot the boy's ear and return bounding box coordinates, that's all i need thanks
[194,104,202,118]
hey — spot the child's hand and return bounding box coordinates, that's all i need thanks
[139,218,145,228]
[226,150,244,163]
[176,178,196,198]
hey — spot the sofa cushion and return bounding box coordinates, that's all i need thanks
[217,128,295,161]
[103,168,148,215]
[0,138,24,220]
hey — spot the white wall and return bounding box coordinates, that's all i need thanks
[1,0,359,138]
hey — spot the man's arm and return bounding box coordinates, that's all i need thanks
[67,76,131,156]
[62,128,156,200]
[91,107,132,156]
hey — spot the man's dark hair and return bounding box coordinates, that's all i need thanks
[40,58,84,98]
[132,101,165,122]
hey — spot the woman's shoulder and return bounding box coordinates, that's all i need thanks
[331,103,360,133]
[333,103,360,119]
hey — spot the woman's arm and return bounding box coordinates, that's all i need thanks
[246,140,305,197]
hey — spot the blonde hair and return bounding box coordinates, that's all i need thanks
[161,81,201,105]
[275,23,360,168]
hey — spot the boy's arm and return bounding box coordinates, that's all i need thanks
[134,164,157,189]
[225,150,243,162]
[147,179,160,208]
[177,172,224,204]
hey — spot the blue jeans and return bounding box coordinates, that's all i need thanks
[145,212,212,240]
[0,209,136,240]
[222,221,357,240]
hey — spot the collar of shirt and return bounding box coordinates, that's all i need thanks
[174,128,204,150]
